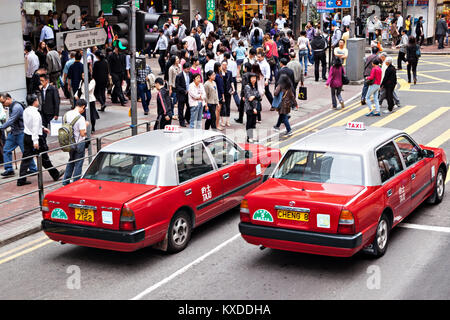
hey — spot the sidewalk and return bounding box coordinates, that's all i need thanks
[0,58,363,247]
[365,42,450,55]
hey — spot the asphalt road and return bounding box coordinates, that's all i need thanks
[1,55,449,300]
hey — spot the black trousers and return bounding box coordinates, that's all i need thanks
[384,86,395,111]
[407,60,418,82]
[111,72,125,104]
[246,111,257,140]
[18,134,59,184]
[221,93,231,117]
[437,34,445,49]
[154,115,172,130]
[177,97,190,126]
[237,98,245,122]
[397,51,406,69]
[94,83,107,107]
[314,52,327,81]
[158,49,166,73]
[264,85,273,105]
[205,104,217,130]
[41,113,55,131]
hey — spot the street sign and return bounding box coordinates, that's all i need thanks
[63,27,107,51]
[317,1,334,12]
[325,0,351,9]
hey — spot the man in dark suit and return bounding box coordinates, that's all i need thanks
[39,73,59,130]
[276,58,295,89]
[175,62,192,127]
[107,45,127,105]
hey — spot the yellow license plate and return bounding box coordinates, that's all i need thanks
[75,208,94,222]
[277,210,309,222]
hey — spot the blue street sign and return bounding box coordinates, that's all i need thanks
[325,0,351,9]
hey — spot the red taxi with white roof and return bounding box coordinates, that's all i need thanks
[239,122,448,258]
[42,126,280,253]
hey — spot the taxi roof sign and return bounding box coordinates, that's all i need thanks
[346,122,366,130]
[164,125,181,133]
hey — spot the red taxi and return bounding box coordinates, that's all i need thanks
[239,123,448,258]
[42,127,280,252]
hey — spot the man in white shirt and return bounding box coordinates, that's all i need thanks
[177,19,187,40]
[62,99,89,186]
[250,21,264,39]
[17,94,62,186]
[184,29,197,55]
[39,22,54,44]
[155,29,168,74]
[275,14,286,30]
[205,51,217,73]
[204,20,214,37]
[148,5,156,14]
[257,53,273,105]
[396,12,404,32]
[25,43,40,94]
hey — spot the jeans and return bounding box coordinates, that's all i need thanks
[366,84,381,113]
[361,81,369,101]
[275,114,291,132]
[189,103,203,129]
[299,49,309,74]
[137,83,151,112]
[63,141,85,186]
[330,87,343,108]
[3,132,37,172]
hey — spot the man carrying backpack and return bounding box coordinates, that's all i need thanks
[61,99,89,186]
[0,92,37,177]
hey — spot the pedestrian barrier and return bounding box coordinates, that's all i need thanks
[0,121,154,224]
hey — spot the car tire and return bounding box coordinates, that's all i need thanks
[366,213,390,258]
[426,167,445,205]
[167,211,192,253]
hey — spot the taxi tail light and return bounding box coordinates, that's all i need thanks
[120,207,136,231]
[337,209,355,235]
[240,199,251,223]
[42,198,50,219]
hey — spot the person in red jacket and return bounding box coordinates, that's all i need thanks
[364,58,382,116]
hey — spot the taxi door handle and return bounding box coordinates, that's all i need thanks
[184,189,192,196]
[223,173,230,180]
[387,189,393,197]
[411,173,416,180]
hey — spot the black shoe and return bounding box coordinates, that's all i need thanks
[53,170,65,182]
[1,170,14,177]
[17,180,32,186]
[26,170,37,175]
[361,99,366,105]
[144,112,149,115]
[234,118,243,124]
[100,105,106,112]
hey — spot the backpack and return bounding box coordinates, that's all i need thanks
[58,113,81,152]
[146,72,156,90]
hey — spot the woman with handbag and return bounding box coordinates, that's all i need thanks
[244,73,262,143]
[326,58,346,109]
[204,70,219,130]
[263,34,279,82]
[272,74,294,137]
[364,58,382,117]
[406,36,420,85]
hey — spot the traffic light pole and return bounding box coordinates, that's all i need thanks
[130,1,138,136]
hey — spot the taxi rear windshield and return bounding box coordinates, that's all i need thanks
[273,150,364,185]
[84,152,158,185]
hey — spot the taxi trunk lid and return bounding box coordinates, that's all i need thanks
[45,179,156,230]
[247,179,365,234]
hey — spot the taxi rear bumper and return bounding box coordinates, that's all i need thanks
[42,220,145,251]
[239,222,363,257]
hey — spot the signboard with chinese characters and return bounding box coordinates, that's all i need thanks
[206,0,215,21]
[63,28,107,51]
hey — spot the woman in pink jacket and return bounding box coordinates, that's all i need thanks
[364,58,382,116]
[326,57,345,109]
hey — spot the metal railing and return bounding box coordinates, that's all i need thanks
[0,121,154,224]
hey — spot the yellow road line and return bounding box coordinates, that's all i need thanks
[427,129,450,148]
[415,72,450,83]
[371,105,416,127]
[329,108,369,127]
[404,107,449,135]
[0,240,52,266]
[0,236,48,259]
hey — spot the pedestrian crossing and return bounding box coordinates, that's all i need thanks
[271,103,450,186]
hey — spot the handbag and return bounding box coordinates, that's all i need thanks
[272,92,282,109]
[298,86,307,100]
[365,78,375,86]
[203,111,211,119]
[342,68,350,85]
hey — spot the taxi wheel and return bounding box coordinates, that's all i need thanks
[167,211,192,253]
[427,167,445,205]
[369,214,391,258]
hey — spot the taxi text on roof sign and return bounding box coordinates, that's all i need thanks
[346,122,366,130]
[164,125,181,133]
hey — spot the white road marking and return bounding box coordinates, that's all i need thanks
[130,234,241,300]
[399,223,450,233]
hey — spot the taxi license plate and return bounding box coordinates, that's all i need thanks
[277,210,309,222]
[75,208,94,223]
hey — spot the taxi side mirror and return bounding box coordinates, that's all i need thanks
[422,149,434,158]
[245,150,253,159]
